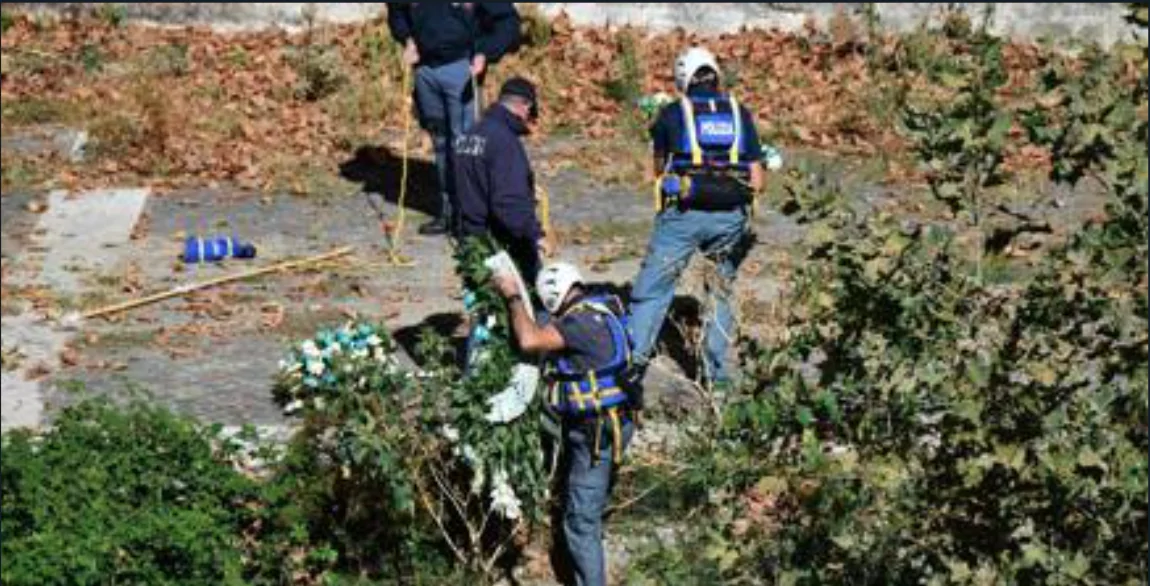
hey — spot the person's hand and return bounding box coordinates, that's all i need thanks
[491,272,520,300]
[470,53,487,77]
[402,39,420,66]
[537,236,556,259]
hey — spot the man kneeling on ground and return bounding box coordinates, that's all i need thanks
[492,262,634,586]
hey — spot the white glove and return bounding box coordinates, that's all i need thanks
[483,251,519,281]
[483,363,540,423]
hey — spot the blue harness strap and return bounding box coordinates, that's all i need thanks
[549,295,632,417]
[658,93,754,211]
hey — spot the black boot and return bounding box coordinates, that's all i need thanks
[621,362,648,413]
[418,217,449,236]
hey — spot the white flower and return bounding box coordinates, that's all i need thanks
[469,460,486,496]
[306,360,325,376]
[300,340,321,359]
[441,425,460,442]
[324,342,342,356]
[351,348,369,360]
[462,444,479,465]
[365,334,383,347]
[489,468,522,521]
[313,397,325,410]
[283,399,303,414]
[278,359,302,374]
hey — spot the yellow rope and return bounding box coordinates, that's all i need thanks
[652,173,664,212]
[535,183,553,247]
[387,65,415,267]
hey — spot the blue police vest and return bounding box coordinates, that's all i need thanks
[549,294,632,418]
[660,93,754,210]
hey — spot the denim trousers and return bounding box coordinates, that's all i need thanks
[563,416,634,586]
[628,207,749,383]
[413,59,476,223]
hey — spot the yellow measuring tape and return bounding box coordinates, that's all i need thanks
[386,65,415,267]
[536,183,554,252]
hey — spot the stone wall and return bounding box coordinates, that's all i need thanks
[7,3,1142,46]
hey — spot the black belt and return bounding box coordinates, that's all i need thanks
[418,51,471,69]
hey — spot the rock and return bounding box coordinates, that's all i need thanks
[0,126,88,163]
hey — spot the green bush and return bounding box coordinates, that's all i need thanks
[635,14,1148,585]
[1,10,15,35]
[269,260,549,581]
[1,400,262,586]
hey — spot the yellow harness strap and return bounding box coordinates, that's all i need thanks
[592,415,603,465]
[608,408,624,463]
[728,94,742,164]
[570,381,587,412]
[680,96,703,167]
[589,408,626,467]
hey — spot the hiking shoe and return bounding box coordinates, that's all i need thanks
[418,218,449,236]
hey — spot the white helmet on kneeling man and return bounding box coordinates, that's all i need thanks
[536,262,584,314]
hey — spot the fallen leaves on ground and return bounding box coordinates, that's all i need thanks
[0,10,1064,193]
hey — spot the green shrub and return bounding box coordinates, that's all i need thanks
[1,10,15,35]
[287,6,347,102]
[635,12,1148,585]
[78,43,104,74]
[269,280,548,580]
[95,4,127,28]
[289,44,347,101]
[1,400,262,585]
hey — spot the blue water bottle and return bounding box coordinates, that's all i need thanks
[183,235,257,263]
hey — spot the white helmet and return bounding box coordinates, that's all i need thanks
[536,262,583,314]
[674,47,721,93]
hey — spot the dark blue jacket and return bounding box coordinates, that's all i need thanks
[386,3,520,67]
[650,89,763,163]
[454,104,541,245]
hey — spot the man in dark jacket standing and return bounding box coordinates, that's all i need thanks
[455,77,551,285]
[387,3,520,236]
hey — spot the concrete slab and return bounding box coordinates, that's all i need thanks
[1,314,71,431]
[1,126,88,163]
[35,188,149,292]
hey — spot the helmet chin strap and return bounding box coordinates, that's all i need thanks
[554,286,583,316]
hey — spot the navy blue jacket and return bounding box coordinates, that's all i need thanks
[454,104,541,244]
[386,3,519,67]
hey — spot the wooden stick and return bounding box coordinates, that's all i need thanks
[79,246,354,320]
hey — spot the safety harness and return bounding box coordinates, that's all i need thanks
[548,294,633,465]
[655,93,754,212]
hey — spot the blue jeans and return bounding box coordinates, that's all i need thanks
[564,416,634,586]
[413,59,476,223]
[629,208,749,383]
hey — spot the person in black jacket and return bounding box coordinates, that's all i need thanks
[454,77,551,285]
[386,3,520,236]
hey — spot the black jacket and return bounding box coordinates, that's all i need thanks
[455,104,541,245]
[386,3,520,67]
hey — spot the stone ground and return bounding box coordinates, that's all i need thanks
[0,124,1105,584]
[2,129,830,431]
[1,128,1103,429]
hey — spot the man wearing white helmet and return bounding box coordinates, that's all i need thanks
[627,47,765,399]
[492,261,635,586]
